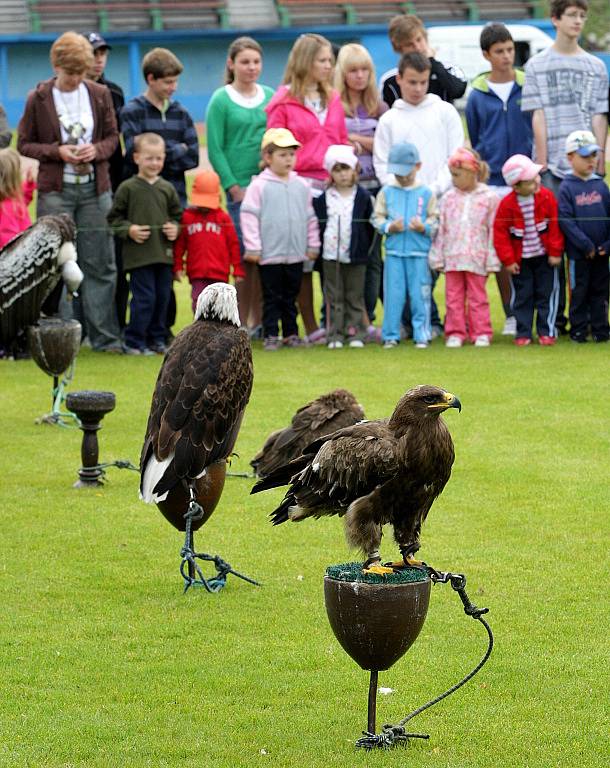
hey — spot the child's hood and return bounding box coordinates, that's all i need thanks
[392,94,443,112]
[258,167,301,184]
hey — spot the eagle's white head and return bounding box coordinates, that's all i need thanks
[194,282,240,326]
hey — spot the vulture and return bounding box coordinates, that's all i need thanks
[0,214,82,349]
[250,389,365,478]
[251,385,460,574]
[140,282,254,589]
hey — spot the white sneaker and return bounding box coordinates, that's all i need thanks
[349,339,364,348]
[474,335,490,347]
[414,341,429,349]
[502,316,517,335]
[327,340,343,349]
[445,335,463,348]
[383,339,398,348]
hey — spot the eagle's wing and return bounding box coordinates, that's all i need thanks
[141,322,253,494]
[264,420,399,524]
[252,393,361,476]
[0,220,66,345]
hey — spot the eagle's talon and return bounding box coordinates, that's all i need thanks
[363,564,396,575]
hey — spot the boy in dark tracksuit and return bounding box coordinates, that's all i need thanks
[558,130,610,343]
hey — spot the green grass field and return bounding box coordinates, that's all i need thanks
[0,281,608,768]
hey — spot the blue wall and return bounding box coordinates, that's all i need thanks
[1,19,596,127]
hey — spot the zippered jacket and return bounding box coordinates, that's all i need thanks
[465,70,532,187]
[373,181,437,257]
[493,186,564,267]
[240,168,320,264]
[265,86,348,181]
[313,186,374,265]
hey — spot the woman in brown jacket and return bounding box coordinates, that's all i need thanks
[18,31,122,352]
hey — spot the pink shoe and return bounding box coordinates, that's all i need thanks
[514,337,531,347]
[306,328,326,345]
[538,335,556,346]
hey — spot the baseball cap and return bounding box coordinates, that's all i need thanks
[84,32,112,51]
[189,170,221,209]
[387,142,420,176]
[565,130,601,157]
[261,128,301,151]
[323,144,358,173]
[501,154,543,186]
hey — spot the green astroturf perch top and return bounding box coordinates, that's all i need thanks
[326,562,429,584]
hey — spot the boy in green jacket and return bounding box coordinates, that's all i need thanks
[108,132,182,355]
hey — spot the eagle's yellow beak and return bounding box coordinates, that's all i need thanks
[428,392,461,412]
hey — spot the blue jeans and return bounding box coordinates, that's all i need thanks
[125,264,173,349]
[383,255,431,344]
[38,183,120,350]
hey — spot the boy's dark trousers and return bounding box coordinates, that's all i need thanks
[568,257,610,342]
[258,262,303,339]
[540,170,567,332]
[125,263,173,350]
[512,256,559,339]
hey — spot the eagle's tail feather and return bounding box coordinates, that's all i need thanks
[140,453,173,503]
[251,454,310,494]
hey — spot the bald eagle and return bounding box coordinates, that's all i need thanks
[0,214,82,349]
[251,385,460,574]
[251,389,365,478]
[140,282,253,512]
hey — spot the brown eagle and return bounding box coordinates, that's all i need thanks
[250,389,365,478]
[251,385,460,574]
[140,282,253,529]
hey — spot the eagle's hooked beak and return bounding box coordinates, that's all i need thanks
[428,391,461,413]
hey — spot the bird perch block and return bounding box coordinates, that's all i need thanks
[324,563,431,671]
[66,390,116,488]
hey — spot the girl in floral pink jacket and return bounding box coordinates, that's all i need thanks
[429,147,500,347]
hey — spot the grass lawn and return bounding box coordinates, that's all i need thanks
[0,281,608,768]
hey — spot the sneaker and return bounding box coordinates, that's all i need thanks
[474,335,490,347]
[538,335,556,346]
[414,341,429,349]
[327,340,343,349]
[306,328,326,345]
[514,337,531,347]
[570,335,587,344]
[149,342,168,355]
[502,316,517,336]
[96,343,124,354]
[123,345,153,356]
[348,339,364,349]
[263,336,280,351]
[445,335,463,348]
[366,325,382,344]
[283,334,308,348]
[383,339,398,349]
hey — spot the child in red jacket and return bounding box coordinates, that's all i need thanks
[174,170,244,313]
[493,155,564,346]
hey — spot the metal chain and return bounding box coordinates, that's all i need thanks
[356,565,493,750]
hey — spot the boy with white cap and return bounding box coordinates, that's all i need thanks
[493,154,564,346]
[558,130,610,343]
[313,144,375,348]
[373,142,437,349]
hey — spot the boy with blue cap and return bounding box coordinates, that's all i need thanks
[558,130,610,343]
[373,142,437,348]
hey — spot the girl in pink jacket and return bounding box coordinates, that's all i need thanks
[266,34,348,344]
[429,148,500,347]
[0,148,36,248]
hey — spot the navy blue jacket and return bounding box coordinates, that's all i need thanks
[558,174,610,260]
[465,70,532,187]
[120,95,199,206]
[313,186,374,265]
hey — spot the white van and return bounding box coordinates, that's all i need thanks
[427,23,554,84]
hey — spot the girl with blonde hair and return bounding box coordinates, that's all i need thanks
[0,148,36,247]
[266,33,348,343]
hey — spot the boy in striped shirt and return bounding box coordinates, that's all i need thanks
[493,155,564,345]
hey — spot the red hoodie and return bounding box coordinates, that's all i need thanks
[173,207,244,282]
[0,179,36,247]
[493,186,564,267]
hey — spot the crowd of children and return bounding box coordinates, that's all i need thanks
[1,0,608,357]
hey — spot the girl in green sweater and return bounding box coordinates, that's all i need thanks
[205,36,274,335]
